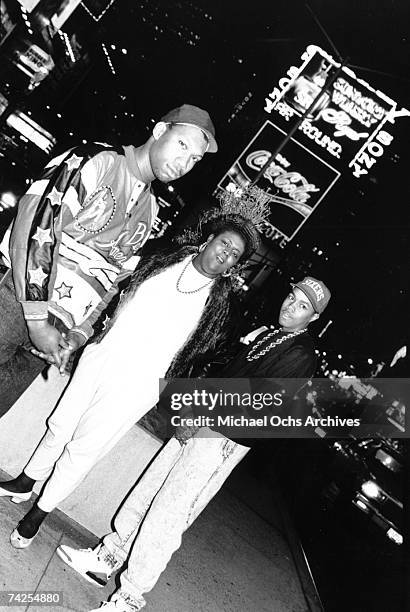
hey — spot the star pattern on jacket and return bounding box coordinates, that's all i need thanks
[29,266,47,287]
[13,142,154,336]
[32,227,52,248]
[48,187,63,207]
[65,153,83,172]
[55,282,73,300]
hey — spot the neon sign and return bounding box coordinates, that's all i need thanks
[216,121,340,247]
[264,45,409,179]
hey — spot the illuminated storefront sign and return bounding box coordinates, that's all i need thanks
[14,43,54,77]
[264,45,409,178]
[6,111,56,152]
[17,0,81,28]
[51,0,82,30]
[216,120,340,247]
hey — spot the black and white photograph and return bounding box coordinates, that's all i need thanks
[0,1,408,611]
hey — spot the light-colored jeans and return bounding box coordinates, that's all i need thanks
[24,342,158,512]
[101,431,249,610]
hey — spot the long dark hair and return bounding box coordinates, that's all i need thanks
[97,246,235,376]
[98,215,261,377]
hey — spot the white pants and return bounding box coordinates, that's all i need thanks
[101,432,249,610]
[24,343,160,512]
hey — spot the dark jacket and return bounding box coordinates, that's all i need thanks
[221,328,317,379]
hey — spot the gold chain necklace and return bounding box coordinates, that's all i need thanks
[246,328,307,361]
[176,256,214,294]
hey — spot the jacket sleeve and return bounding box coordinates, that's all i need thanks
[9,145,114,322]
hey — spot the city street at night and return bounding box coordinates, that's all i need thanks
[0,1,409,611]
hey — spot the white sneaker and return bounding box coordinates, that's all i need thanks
[10,527,37,549]
[56,543,114,587]
[0,484,32,504]
[89,595,134,611]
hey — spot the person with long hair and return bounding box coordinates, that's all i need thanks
[0,187,269,553]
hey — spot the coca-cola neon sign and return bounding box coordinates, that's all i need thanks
[216,120,340,247]
[246,150,319,204]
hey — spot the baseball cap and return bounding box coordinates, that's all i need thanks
[291,277,331,314]
[160,104,218,153]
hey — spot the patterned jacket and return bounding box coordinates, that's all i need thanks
[3,142,158,341]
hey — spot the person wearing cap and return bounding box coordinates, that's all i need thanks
[51,276,329,612]
[221,275,331,379]
[0,104,217,416]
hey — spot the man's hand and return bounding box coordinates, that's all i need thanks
[58,330,86,376]
[174,424,200,446]
[27,319,69,368]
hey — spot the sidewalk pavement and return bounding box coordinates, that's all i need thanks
[0,467,309,612]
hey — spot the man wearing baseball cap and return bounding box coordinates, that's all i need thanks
[289,276,331,317]
[222,276,331,378]
[160,103,218,154]
[0,103,218,416]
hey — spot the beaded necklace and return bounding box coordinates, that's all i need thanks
[176,256,214,294]
[246,327,307,361]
